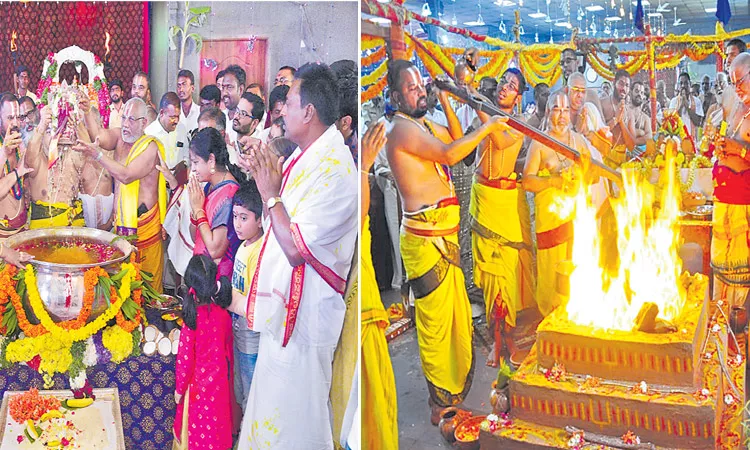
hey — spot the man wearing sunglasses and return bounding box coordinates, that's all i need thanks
[711,53,750,312]
[469,68,536,368]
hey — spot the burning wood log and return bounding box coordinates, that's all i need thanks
[634,302,659,332]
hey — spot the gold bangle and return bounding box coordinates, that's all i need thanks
[742,148,748,160]
[360,169,370,175]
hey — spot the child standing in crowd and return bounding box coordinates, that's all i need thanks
[229,182,263,413]
[173,254,234,450]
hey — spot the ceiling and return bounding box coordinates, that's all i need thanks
[364,0,750,48]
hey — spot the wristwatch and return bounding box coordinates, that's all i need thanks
[267,197,283,209]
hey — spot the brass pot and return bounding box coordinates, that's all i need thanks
[490,380,510,415]
[438,407,459,443]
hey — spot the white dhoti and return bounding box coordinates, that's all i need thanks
[240,125,358,450]
[78,193,114,229]
[241,332,337,450]
[164,186,194,276]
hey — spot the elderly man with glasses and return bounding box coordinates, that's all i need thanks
[76,96,169,293]
[711,53,750,312]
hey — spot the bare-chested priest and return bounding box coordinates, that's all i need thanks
[524,91,603,317]
[25,102,91,229]
[76,96,167,292]
[385,59,507,423]
[469,68,536,368]
[711,53,750,310]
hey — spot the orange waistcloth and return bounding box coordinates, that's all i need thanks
[136,204,164,294]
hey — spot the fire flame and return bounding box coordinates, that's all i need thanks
[10,31,17,52]
[563,154,687,330]
[104,31,111,59]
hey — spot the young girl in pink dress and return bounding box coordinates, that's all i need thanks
[173,254,234,450]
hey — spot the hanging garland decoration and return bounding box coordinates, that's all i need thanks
[362,77,389,103]
[362,45,387,67]
[362,34,385,52]
[477,52,514,81]
[585,52,648,81]
[362,59,389,86]
[519,50,563,87]
[414,34,457,74]
[406,33,455,83]
[360,38,415,104]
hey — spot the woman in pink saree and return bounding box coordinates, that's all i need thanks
[187,127,244,277]
[173,254,234,450]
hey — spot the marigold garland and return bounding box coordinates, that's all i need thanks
[361,76,388,103]
[362,46,386,68]
[24,265,129,343]
[361,34,385,52]
[0,260,147,383]
[116,267,144,333]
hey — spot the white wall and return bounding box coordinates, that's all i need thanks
[151,1,358,101]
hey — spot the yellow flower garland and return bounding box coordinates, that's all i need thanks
[23,263,133,343]
[362,59,388,86]
[361,35,385,52]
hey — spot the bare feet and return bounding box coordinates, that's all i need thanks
[428,398,443,426]
[486,339,500,368]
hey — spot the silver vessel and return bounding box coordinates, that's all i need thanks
[5,227,134,322]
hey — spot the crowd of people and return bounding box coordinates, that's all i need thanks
[360,36,750,449]
[1,57,358,449]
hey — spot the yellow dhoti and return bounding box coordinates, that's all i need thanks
[535,187,574,317]
[332,246,358,449]
[115,135,167,294]
[133,204,164,294]
[401,198,474,406]
[711,201,750,307]
[29,200,85,229]
[361,216,398,450]
[470,178,534,327]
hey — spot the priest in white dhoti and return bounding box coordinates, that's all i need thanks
[238,63,358,449]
